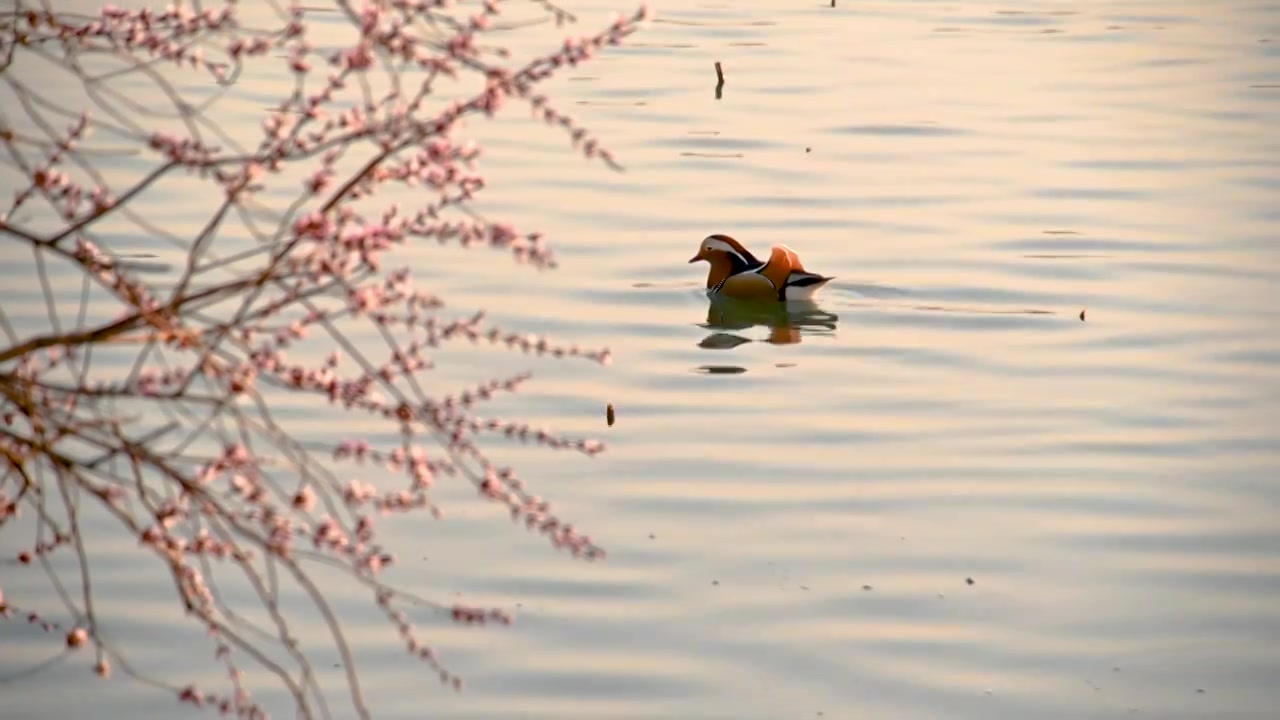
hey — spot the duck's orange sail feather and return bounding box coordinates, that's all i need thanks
[759,244,805,291]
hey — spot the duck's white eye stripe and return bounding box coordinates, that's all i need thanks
[704,237,746,264]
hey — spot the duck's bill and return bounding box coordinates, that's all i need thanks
[688,255,703,263]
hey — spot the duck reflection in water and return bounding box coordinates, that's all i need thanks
[698,295,839,349]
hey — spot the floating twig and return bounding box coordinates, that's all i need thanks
[714,61,725,99]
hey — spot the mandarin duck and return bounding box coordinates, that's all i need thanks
[688,234,834,301]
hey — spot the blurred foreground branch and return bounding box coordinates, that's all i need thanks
[0,1,649,717]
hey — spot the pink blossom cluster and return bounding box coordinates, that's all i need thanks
[0,111,113,223]
[0,588,94,654]
[369,586,520,694]
[0,492,16,521]
[73,236,162,315]
[179,681,267,720]
[1,4,237,80]
[450,603,514,626]
[14,532,71,565]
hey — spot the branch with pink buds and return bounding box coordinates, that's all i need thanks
[0,1,651,717]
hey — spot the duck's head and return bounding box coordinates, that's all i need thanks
[688,234,754,265]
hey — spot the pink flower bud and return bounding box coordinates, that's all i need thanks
[66,628,88,648]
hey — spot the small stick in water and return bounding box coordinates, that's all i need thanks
[714,61,725,99]
[606,403,616,426]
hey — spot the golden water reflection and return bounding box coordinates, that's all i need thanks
[699,296,839,348]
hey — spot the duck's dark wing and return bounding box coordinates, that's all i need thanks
[781,271,834,300]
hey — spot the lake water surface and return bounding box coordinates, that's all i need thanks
[2,1,1279,718]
